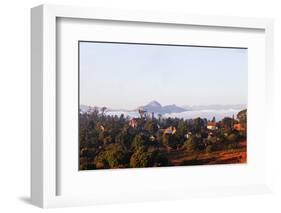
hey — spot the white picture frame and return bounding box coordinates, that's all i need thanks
[31,4,274,208]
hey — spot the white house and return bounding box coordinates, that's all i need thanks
[207,122,217,130]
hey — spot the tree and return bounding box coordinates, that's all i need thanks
[183,135,204,152]
[221,117,233,130]
[154,152,169,166]
[144,120,158,134]
[237,109,247,131]
[227,133,238,143]
[131,134,148,151]
[91,107,99,116]
[158,114,162,122]
[193,117,205,131]
[100,106,107,115]
[95,144,130,169]
[184,136,197,152]
[130,147,153,167]
[237,109,247,123]
[162,134,177,149]
[206,143,222,152]
[177,120,187,136]
[138,108,146,119]
[206,145,213,153]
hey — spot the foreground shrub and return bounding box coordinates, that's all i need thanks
[94,144,130,169]
[130,147,153,168]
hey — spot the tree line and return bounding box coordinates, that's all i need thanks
[79,108,247,170]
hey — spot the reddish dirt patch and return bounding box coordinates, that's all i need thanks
[167,141,247,166]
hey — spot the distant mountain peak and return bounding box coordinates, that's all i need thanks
[140,101,187,114]
[147,100,162,107]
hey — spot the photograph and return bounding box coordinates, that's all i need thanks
[79,41,247,170]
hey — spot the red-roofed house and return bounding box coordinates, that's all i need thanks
[234,123,245,131]
[207,122,217,130]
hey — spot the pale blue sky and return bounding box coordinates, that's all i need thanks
[79,42,247,109]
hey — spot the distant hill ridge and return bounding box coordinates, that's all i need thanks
[140,100,187,114]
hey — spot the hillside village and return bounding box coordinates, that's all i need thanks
[79,106,247,170]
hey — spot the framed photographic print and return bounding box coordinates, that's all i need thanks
[31,4,274,208]
[78,41,248,170]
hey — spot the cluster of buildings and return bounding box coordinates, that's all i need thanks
[128,118,177,136]
[206,120,246,131]
[128,115,246,138]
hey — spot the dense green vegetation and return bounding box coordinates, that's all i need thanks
[79,109,247,170]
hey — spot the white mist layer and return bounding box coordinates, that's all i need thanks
[105,109,243,121]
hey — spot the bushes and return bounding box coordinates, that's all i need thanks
[93,132,170,169]
[144,120,158,134]
[206,145,213,153]
[79,157,96,170]
[227,143,238,150]
[154,152,169,167]
[94,144,130,169]
[183,136,205,152]
[130,147,154,168]
[129,147,169,168]
[211,143,223,152]
[225,133,239,150]
[184,137,197,152]
[163,134,177,149]
[131,134,146,151]
[227,133,238,143]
